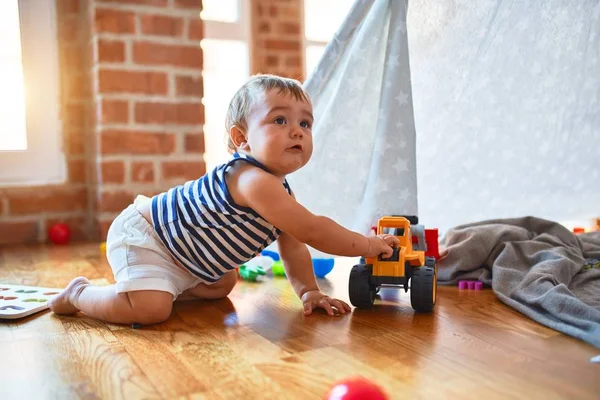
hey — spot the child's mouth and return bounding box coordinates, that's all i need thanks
[288,144,303,152]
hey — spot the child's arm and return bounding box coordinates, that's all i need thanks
[277,231,350,316]
[233,166,398,257]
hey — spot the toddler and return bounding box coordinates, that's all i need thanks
[49,74,398,325]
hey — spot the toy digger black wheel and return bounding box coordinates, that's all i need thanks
[425,256,437,305]
[349,264,376,308]
[410,262,437,313]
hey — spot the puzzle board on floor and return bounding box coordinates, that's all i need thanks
[0,284,63,320]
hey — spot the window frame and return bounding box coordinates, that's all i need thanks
[201,0,252,170]
[0,0,65,187]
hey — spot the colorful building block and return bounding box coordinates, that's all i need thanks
[458,280,483,290]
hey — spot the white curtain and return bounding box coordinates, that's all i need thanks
[289,0,418,258]
[409,0,600,232]
[288,0,600,257]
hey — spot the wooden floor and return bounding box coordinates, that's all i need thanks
[0,243,598,399]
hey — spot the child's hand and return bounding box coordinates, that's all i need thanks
[301,290,351,316]
[364,234,398,258]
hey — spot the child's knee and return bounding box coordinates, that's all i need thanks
[126,291,173,325]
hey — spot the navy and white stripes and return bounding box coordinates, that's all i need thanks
[151,153,291,283]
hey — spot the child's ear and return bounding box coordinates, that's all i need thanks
[230,125,250,150]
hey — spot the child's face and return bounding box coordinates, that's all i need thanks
[242,89,313,176]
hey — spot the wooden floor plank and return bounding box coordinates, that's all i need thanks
[0,243,598,399]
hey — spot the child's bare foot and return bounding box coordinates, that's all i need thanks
[48,277,90,315]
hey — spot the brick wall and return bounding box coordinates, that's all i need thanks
[251,0,304,80]
[0,0,307,245]
[92,0,205,238]
[0,0,92,245]
[0,0,205,245]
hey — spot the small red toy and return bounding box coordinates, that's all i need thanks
[48,223,71,245]
[325,377,388,400]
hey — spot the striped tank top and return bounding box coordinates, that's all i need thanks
[151,153,291,283]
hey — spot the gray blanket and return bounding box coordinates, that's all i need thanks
[437,216,600,348]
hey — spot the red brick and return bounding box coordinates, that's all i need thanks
[65,76,81,99]
[286,55,301,67]
[176,75,203,97]
[8,188,87,215]
[0,221,38,245]
[184,132,205,153]
[65,129,85,155]
[141,15,184,37]
[101,160,125,183]
[264,39,300,51]
[265,55,279,67]
[132,162,155,183]
[68,159,86,183]
[133,42,202,68]
[258,22,270,34]
[65,103,86,130]
[269,5,278,17]
[188,19,203,40]
[99,190,134,213]
[46,217,87,242]
[0,199,4,215]
[162,161,205,181]
[174,0,202,9]
[101,130,175,155]
[57,0,80,14]
[97,40,126,62]
[98,70,168,94]
[95,8,135,34]
[60,45,83,72]
[278,22,300,35]
[59,17,79,42]
[98,218,114,241]
[101,99,129,123]
[135,102,204,125]
[96,0,168,5]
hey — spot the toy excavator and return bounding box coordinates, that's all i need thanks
[349,215,438,312]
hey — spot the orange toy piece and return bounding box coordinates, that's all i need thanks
[349,216,437,312]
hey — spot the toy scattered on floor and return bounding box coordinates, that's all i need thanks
[238,264,267,281]
[458,280,483,290]
[349,215,438,312]
[261,249,280,261]
[48,223,71,245]
[261,250,335,278]
[131,322,142,329]
[313,258,334,278]
[325,377,388,400]
[271,260,286,277]
[238,256,274,281]
[100,242,107,254]
[0,284,62,319]
[573,227,585,234]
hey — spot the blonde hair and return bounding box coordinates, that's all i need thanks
[225,74,310,153]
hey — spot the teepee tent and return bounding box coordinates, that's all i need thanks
[289,0,600,242]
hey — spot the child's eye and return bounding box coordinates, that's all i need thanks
[274,117,286,125]
[300,120,311,128]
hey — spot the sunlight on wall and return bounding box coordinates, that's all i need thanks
[0,0,27,151]
[201,39,249,170]
[304,0,353,76]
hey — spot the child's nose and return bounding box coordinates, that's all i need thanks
[291,126,303,139]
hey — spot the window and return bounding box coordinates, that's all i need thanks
[0,0,64,186]
[303,0,353,77]
[201,0,251,171]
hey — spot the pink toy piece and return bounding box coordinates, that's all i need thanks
[474,282,483,290]
[458,281,469,290]
[467,281,475,290]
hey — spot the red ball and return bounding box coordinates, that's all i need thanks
[48,223,71,245]
[325,377,388,400]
